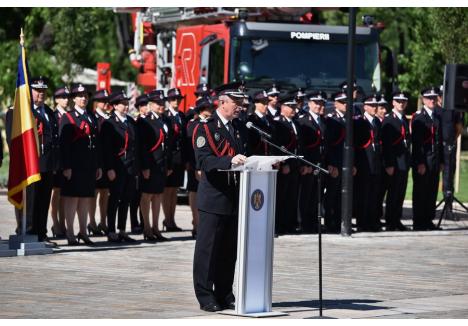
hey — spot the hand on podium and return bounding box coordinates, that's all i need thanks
[231,154,247,165]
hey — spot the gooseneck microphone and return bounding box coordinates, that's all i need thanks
[245,121,272,139]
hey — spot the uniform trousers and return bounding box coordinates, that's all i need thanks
[107,169,136,233]
[193,210,237,307]
[324,174,342,233]
[27,171,54,240]
[412,168,439,228]
[384,169,408,228]
[276,169,300,234]
[299,173,319,233]
[355,171,382,230]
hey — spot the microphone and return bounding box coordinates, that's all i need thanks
[246,121,272,139]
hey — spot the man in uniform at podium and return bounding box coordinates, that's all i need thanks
[192,87,248,312]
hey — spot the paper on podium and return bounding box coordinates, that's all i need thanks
[230,155,295,171]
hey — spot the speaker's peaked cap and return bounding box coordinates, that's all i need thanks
[30,76,49,89]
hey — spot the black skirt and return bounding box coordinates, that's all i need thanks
[95,172,109,189]
[165,163,185,187]
[53,171,65,188]
[140,165,166,194]
[61,168,96,197]
[186,169,198,192]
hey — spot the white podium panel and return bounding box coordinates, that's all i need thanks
[223,156,291,317]
[237,171,276,314]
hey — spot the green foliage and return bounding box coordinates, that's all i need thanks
[321,8,468,105]
[0,8,136,106]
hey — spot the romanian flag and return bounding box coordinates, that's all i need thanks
[7,38,41,209]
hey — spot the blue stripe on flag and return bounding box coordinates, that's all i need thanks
[16,46,26,88]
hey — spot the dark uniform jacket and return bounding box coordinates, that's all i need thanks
[33,104,60,172]
[186,116,208,170]
[137,112,170,171]
[101,113,139,175]
[194,112,247,215]
[272,115,302,168]
[165,109,187,167]
[354,114,383,175]
[381,111,411,171]
[246,111,274,156]
[296,112,325,165]
[59,107,100,171]
[411,108,444,171]
[324,111,346,168]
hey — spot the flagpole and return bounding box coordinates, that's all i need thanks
[20,28,27,240]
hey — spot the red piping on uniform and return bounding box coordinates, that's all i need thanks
[306,129,321,149]
[331,127,345,146]
[149,129,164,153]
[118,130,129,157]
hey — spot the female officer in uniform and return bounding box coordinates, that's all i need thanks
[59,84,102,245]
[138,90,172,241]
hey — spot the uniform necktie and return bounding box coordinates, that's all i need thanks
[227,121,235,139]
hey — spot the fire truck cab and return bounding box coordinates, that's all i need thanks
[130,8,388,111]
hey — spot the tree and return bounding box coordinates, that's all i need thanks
[0,8,136,106]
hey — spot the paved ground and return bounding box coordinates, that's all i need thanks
[1,195,468,319]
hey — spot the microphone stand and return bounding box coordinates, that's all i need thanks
[258,134,328,317]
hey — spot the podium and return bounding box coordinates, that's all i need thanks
[222,156,292,317]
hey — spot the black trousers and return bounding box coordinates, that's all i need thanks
[193,210,237,307]
[27,171,54,240]
[299,173,319,232]
[376,168,388,222]
[385,169,408,227]
[324,174,342,232]
[107,169,136,233]
[355,171,382,230]
[412,167,440,228]
[275,170,300,234]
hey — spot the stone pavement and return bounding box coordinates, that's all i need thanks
[0,195,468,319]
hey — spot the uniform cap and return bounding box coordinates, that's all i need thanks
[339,80,357,90]
[166,88,183,100]
[333,91,347,102]
[253,90,269,102]
[54,86,70,98]
[266,85,280,96]
[308,91,327,102]
[421,86,440,98]
[147,89,166,103]
[378,97,388,105]
[92,89,109,102]
[279,96,297,107]
[195,96,215,113]
[392,91,408,101]
[135,94,149,107]
[295,88,307,100]
[194,83,211,96]
[363,94,380,105]
[218,89,245,99]
[70,83,89,96]
[30,76,49,89]
[108,90,130,104]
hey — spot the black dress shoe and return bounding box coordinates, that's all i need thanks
[395,222,409,231]
[221,301,235,310]
[200,302,222,312]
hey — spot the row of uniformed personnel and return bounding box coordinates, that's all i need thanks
[7,76,461,247]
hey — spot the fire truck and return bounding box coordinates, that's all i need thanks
[125,7,395,111]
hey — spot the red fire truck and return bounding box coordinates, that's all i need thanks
[126,7,394,111]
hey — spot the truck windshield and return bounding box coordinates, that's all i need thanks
[230,37,381,94]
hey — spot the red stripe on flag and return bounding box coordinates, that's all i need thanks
[7,128,41,209]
